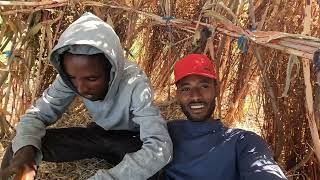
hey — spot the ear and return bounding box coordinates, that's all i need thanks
[213,80,219,98]
[175,85,181,104]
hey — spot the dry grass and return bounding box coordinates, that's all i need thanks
[37,159,112,180]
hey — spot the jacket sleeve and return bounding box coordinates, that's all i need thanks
[236,131,287,180]
[12,75,76,163]
[89,75,173,180]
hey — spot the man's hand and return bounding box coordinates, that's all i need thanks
[0,146,37,180]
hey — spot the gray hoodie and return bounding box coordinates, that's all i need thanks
[12,12,172,180]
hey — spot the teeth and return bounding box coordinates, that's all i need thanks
[190,105,204,109]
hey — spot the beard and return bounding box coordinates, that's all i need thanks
[180,99,216,122]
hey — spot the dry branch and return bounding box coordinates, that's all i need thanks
[0,0,68,6]
[301,0,320,164]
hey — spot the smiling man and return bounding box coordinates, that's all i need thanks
[0,12,172,180]
[162,54,287,180]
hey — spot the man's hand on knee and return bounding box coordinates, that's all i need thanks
[0,145,37,180]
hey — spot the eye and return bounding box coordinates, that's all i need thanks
[180,87,190,92]
[67,75,75,79]
[201,84,209,88]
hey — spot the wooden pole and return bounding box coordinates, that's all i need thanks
[301,0,320,163]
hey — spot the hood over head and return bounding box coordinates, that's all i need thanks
[50,12,125,100]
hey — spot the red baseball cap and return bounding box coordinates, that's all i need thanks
[174,54,216,83]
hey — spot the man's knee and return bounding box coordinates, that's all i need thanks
[1,143,13,169]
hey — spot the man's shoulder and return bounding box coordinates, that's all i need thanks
[122,61,148,82]
[225,127,252,135]
[231,127,259,135]
[123,61,143,74]
[227,128,267,147]
[221,127,264,143]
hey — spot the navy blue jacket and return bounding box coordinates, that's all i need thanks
[163,120,287,180]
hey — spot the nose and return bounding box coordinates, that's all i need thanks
[75,80,90,95]
[190,88,202,101]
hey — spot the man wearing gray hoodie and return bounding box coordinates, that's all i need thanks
[0,12,172,180]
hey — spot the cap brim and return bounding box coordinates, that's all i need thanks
[174,72,216,84]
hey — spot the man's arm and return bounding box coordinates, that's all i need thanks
[12,75,76,162]
[89,74,173,180]
[236,131,287,180]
